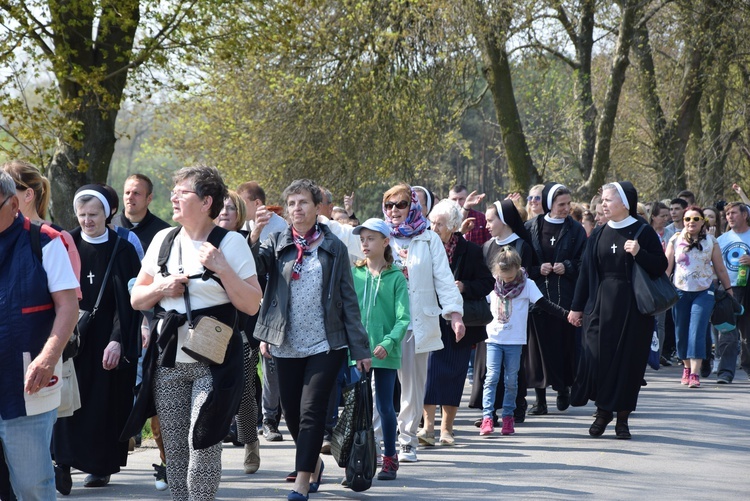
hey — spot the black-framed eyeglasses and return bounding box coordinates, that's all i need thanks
[0,196,12,212]
[384,200,409,210]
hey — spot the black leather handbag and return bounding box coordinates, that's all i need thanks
[631,225,678,316]
[331,377,360,467]
[345,375,376,492]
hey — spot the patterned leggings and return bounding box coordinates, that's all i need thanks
[154,363,222,501]
[236,342,259,444]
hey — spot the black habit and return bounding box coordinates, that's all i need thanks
[571,221,667,411]
[54,228,141,477]
[525,215,586,390]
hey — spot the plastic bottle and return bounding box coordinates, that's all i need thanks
[737,263,748,287]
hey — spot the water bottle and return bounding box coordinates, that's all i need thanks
[737,264,748,287]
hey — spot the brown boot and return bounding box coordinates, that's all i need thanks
[244,441,261,474]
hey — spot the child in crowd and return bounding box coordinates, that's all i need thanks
[482,246,569,436]
[351,219,410,480]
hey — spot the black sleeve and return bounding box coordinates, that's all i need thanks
[634,225,668,277]
[533,296,569,319]
[571,232,596,312]
[460,244,495,300]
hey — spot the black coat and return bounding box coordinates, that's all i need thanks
[444,236,494,347]
[525,215,586,308]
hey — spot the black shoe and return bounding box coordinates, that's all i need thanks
[589,411,613,437]
[55,464,72,496]
[659,356,672,367]
[262,419,283,442]
[474,416,483,428]
[529,402,548,415]
[556,388,571,412]
[83,474,110,487]
[700,359,711,378]
[514,407,526,423]
[615,421,632,440]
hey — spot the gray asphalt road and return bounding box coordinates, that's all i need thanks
[57,365,749,500]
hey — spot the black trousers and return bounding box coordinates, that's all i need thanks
[275,349,347,473]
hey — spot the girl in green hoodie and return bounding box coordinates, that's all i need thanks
[351,218,410,481]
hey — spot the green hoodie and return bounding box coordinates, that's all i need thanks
[351,264,410,369]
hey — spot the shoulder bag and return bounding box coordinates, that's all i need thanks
[176,229,233,365]
[77,236,121,340]
[631,225,679,316]
[453,253,493,327]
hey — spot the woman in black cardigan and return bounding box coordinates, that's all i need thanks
[421,200,494,446]
[524,183,586,415]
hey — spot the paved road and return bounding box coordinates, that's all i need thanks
[57,365,749,500]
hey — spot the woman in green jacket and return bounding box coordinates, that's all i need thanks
[352,218,410,481]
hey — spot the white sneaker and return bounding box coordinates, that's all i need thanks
[399,444,418,463]
[153,462,168,491]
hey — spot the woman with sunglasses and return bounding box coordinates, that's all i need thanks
[525,184,545,220]
[665,207,732,388]
[379,184,464,463]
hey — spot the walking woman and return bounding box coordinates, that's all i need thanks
[525,183,586,415]
[379,184,464,463]
[127,166,263,500]
[421,200,493,446]
[569,182,667,439]
[666,206,732,388]
[54,184,141,490]
[252,179,371,500]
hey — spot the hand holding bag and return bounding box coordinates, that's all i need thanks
[345,375,376,492]
[631,225,679,316]
[178,241,233,365]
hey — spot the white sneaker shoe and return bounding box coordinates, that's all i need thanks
[153,462,168,491]
[399,444,418,463]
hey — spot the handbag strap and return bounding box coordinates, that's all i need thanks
[178,232,197,329]
[91,235,121,317]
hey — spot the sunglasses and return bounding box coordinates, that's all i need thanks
[527,195,541,202]
[683,216,704,222]
[384,200,410,210]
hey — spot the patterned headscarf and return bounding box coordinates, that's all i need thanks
[384,188,428,239]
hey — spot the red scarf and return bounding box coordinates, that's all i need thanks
[443,233,459,265]
[291,224,323,280]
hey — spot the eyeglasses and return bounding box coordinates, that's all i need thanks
[384,200,410,210]
[527,195,541,202]
[170,189,197,200]
[0,196,11,211]
[683,216,704,222]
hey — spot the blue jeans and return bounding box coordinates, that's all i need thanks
[0,409,56,500]
[373,368,398,457]
[483,344,522,418]
[673,289,714,360]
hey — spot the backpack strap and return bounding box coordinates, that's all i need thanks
[28,219,43,263]
[157,225,229,288]
[157,226,183,277]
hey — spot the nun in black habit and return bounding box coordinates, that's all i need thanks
[469,200,535,424]
[568,182,667,439]
[53,185,141,489]
[525,183,586,415]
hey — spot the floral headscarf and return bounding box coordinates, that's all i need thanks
[383,188,428,239]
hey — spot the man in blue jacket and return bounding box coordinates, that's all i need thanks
[0,171,78,499]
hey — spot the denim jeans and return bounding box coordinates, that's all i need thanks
[673,288,714,360]
[0,409,56,501]
[483,344,522,418]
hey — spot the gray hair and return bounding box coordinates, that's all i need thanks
[430,198,464,232]
[173,165,228,219]
[0,172,15,198]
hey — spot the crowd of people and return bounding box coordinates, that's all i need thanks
[1,159,748,501]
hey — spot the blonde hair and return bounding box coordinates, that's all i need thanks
[382,183,412,206]
[2,160,51,220]
[492,245,523,280]
[225,190,247,232]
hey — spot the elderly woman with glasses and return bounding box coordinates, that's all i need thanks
[126,166,263,501]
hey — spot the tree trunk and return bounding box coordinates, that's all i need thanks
[574,0,597,179]
[47,94,120,229]
[578,0,640,199]
[481,31,539,192]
